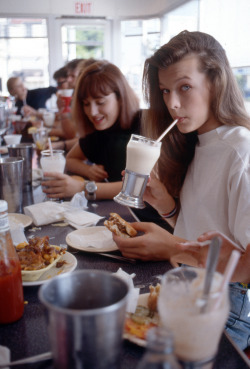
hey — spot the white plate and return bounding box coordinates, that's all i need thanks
[8,213,33,228]
[0,146,8,154]
[66,226,118,253]
[123,293,159,347]
[22,251,77,286]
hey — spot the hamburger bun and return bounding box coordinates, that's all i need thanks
[104,212,137,238]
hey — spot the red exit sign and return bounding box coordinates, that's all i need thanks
[75,1,92,15]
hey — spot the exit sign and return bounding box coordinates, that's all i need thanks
[75,1,93,15]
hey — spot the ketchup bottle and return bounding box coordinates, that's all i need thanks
[0,200,24,324]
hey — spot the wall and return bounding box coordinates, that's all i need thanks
[0,0,189,18]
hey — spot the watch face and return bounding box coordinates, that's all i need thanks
[86,181,97,193]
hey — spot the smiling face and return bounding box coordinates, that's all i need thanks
[83,92,120,131]
[158,54,221,135]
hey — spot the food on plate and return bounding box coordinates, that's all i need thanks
[148,283,161,313]
[124,288,160,342]
[16,236,66,282]
[104,213,137,238]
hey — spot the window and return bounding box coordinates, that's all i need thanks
[0,18,49,95]
[121,18,161,106]
[61,24,105,62]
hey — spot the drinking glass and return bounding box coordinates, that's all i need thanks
[57,89,74,113]
[158,267,230,369]
[40,149,66,201]
[32,128,49,156]
[114,134,162,208]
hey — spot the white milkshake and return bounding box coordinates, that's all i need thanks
[114,134,162,208]
[40,152,66,173]
[126,135,161,175]
[158,267,229,365]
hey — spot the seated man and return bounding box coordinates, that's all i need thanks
[7,76,57,117]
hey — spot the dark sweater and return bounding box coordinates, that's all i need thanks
[16,86,57,115]
[79,111,141,182]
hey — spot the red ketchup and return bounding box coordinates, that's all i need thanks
[0,201,24,324]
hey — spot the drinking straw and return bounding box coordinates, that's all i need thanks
[48,137,53,157]
[156,119,178,142]
[213,250,241,310]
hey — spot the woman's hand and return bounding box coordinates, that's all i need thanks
[113,222,182,261]
[42,173,85,199]
[87,164,108,182]
[143,174,176,217]
[175,231,250,282]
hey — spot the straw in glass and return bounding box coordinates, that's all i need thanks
[213,250,241,310]
[48,137,53,157]
[156,119,178,143]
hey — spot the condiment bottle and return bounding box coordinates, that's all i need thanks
[136,327,181,369]
[0,200,24,324]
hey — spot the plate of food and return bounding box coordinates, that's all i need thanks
[8,213,33,228]
[66,226,119,253]
[16,236,77,286]
[123,285,160,347]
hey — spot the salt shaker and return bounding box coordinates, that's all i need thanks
[0,200,24,324]
[136,327,181,369]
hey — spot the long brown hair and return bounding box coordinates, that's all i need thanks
[142,30,250,197]
[72,60,139,136]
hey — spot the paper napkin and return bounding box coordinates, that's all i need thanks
[66,227,113,249]
[63,209,104,229]
[24,201,65,226]
[0,345,10,369]
[114,268,140,313]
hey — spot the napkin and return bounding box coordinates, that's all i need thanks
[24,200,103,228]
[0,345,10,369]
[24,201,65,226]
[63,209,104,229]
[9,221,28,246]
[66,227,113,249]
[114,268,140,313]
[69,191,88,209]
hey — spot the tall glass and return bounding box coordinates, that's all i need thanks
[40,150,66,201]
[158,267,229,369]
[32,128,49,156]
[114,134,162,208]
[57,89,74,113]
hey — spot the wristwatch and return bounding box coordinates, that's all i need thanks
[84,181,97,201]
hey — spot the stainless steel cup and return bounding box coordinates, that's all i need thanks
[114,169,148,208]
[0,157,24,213]
[39,270,129,369]
[8,143,33,188]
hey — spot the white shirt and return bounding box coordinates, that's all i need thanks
[174,125,250,249]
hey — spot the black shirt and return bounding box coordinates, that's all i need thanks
[16,86,57,115]
[79,111,141,182]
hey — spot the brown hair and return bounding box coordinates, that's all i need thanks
[142,30,250,197]
[53,66,68,81]
[72,60,140,136]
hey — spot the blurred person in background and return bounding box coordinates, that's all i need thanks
[55,58,87,140]
[53,66,69,90]
[52,58,97,145]
[7,76,57,118]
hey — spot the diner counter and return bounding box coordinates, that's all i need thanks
[0,195,249,368]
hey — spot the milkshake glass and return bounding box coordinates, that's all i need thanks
[114,134,161,208]
[158,267,229,368]
[40,150,66,201]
